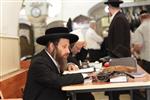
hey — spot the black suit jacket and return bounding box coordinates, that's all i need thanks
[107,11,131,57]
[23,50,84,100]
[68,53,80,66]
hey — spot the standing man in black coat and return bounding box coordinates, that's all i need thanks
[23,27,96,100]
[104,0,131,100]
[104,0,145,100]
[105,0,131,58]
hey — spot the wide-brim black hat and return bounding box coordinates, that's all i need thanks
[104,0,123,4]
[36,27,79,45]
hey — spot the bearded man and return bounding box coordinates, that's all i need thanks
[23,27,96,100]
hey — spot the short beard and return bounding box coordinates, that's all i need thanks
[51,48,67,73]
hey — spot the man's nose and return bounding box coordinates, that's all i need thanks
[77,49,81,53]
[66,48,70,54]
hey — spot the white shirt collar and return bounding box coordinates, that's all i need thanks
[110,10,119,22]
[45,49,60,73]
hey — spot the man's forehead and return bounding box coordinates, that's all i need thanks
[59,38,69,41]
[58,38,70,44]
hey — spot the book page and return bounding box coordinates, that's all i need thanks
[63,67,95,74]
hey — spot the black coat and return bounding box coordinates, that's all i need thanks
[23,50,84,100]
[107,11,131,57]
[67,53,80,67]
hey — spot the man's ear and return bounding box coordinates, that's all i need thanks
[49,42,54,48]
[47,42,55,52]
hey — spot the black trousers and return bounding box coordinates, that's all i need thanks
[137,59,150,74]
[69,92,95,100]
[141,60,150,74]
[88,49,101,62]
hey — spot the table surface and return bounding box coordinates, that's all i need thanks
[62,66,150,91]
[0,98,23,100]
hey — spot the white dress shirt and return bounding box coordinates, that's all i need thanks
[85,28,103,49]
[133,19,150,62]
[45,49,60,73]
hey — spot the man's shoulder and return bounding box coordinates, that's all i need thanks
[115,14,126,20]
[32,50,50,63]
[86,28,96,34]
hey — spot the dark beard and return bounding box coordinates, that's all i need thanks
[51,48,67,73]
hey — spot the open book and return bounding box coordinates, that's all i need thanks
[63,67,95,74]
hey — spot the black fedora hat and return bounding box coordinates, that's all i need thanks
[36,27,79,45]
[104,0,123,4]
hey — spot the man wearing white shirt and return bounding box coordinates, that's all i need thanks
[85,20,103,62]
[132,10,150,74]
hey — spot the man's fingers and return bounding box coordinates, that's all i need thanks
[67,64,79,71]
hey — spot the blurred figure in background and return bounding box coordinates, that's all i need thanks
[85,20,103,62]
[70,29,88,63]
[68,41,86,67]
[70,17,89,62]
[132,10,150,73]
[67,41,95,100]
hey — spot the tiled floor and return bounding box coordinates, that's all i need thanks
[92,92,130,100]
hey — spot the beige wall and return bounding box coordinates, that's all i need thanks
[1,0,22,36]
[0,0,23,76]
[61,0,100,21]
[0,35,20,76]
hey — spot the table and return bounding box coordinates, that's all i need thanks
[62,66,150,100]
[1,98,23,100]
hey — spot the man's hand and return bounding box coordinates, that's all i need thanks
[87,72,98,82]
[67,63,79,71]
[132,44,142,54]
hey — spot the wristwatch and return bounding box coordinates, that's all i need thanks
[31,7,41,18]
